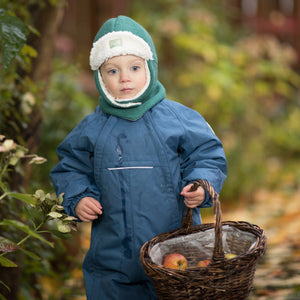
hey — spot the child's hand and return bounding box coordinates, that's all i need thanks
[75,197,103,222]
[180,184,205,208]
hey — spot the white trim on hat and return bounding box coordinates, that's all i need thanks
[90,31,154,71]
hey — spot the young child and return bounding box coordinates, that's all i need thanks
[50,16,227,300]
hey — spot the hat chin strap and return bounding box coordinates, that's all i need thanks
[97,60,151,108]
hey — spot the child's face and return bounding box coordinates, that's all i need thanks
[100,55,147,99]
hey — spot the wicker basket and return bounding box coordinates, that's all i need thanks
[140,180,267,300]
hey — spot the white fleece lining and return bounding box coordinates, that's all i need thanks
[97,60,151,107]
[90,31,154,70]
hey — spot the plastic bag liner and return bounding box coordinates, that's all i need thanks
[150,225,258,266]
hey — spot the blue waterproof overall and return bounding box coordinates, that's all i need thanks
[50,99,227,299]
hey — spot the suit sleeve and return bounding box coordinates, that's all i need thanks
[50,118,100,218]
[178,107,227,207]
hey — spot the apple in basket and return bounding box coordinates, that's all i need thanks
[197,259,212,267]
[225,253,237,259]
[162,253,188,270]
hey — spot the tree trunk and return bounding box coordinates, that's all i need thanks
[59,0,129,69]
[22,2,65,189]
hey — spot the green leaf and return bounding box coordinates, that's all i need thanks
[49,230,73,239]
[58,193,64,205]
[20,44,37,58]
[0,219,54,248]
[8,156,20,166]
[0,15,27,69]
[33,189,46,201]
[0,292,8,300]
[0,256,17,267]
[19,248,41,260]
[10,193,37,205]
[63,216,77,221]
[0,280,11,292]
[0,293,8,300]
[52,205,65,211]
[48,211,63,218]
[29,156,47,165]
[56,220,71,233]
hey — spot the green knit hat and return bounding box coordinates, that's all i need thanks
[89,16,165,121]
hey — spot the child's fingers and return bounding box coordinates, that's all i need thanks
[184,199,200,208]
[75,197,103,222]
[83,197,103,214]
[181,185,205,198]
[80,214,98,222]
[180,184,193,196]
[184,197,204,208]
[77,206,100,222]
[181,185,205,208]
[89,201,103,214]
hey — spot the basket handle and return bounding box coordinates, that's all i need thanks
[181,179,224,261]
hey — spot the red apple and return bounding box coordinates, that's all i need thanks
[197,259,212,267]
[162,253,188,270]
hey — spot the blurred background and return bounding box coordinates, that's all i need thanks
[0,0,300,299]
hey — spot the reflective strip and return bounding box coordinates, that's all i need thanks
[107,166,154,171]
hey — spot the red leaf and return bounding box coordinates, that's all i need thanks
[0,236,19,253]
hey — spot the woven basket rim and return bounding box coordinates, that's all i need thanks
[140,220,267,275]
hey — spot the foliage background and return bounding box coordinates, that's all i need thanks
[1,0,300,299]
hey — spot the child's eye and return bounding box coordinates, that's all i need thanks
[131,66,140,71]
[108,69,118,75]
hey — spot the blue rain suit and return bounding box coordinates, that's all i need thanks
[50,99,227,299]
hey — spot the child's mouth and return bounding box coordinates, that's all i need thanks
[121,88,133,93]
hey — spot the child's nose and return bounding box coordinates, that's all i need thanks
[120,70,131,82]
